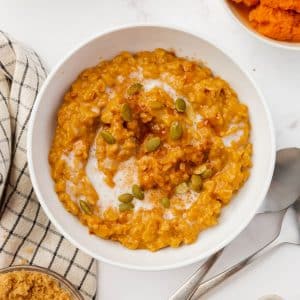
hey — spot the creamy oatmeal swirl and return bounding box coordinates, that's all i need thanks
[49,49,252,251]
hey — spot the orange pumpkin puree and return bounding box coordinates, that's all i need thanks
[231,0,300,42]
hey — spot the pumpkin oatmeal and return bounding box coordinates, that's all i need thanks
[49,49,252,251]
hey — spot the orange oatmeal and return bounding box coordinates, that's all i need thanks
[49,49,252,251]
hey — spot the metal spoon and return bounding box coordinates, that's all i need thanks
[170,147,300,300]
[191,196,300,299]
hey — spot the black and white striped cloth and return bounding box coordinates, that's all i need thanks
[0,31,96,299]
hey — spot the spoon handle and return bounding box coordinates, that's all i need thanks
[169,250,223,300]
[190,237,280,299]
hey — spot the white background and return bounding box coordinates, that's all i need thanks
[1,0,300,299]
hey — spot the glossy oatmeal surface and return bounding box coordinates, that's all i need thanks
[49,49,252,251]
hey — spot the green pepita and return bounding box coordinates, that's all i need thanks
[132,184,144,200]
[118,193,134,203]
[170,121,183,140]
[175,182,189,194]
[202,168,213,179]
[119,202,134,212]
[121,103,132,122]
[190,174,202,192]
[160,197,170,208]
[127,83,143,96]
[194,164,213,179]
[145,137,161,152]
[100,130,116,144]
[175,98,186,113]
[79,200,92,215]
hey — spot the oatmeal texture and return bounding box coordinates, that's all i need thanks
[49,49,252,251]
[0,270,72,300]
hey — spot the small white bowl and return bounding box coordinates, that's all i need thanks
[28,25,275,271]
[223,0,300,50]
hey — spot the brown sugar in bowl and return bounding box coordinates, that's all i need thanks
[0,265,83,300]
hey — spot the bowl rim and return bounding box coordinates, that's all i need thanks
[222,0,300,51]
[27,23,276,271]
[0,265,83,299]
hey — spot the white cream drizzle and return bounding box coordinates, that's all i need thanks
[222,129,244,147]
[105,86,115,99]
[85,146,153,213]
[61,152,75,169]
[173,190,199,210]
[129,66,143,80]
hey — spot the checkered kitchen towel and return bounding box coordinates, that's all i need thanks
[0,32,96,299]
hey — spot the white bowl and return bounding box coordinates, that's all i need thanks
[223,0,300,50]
[28,25,275,271]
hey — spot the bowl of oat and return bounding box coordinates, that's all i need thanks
[27,25,275,270]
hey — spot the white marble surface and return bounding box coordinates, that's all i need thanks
[1,0,300,299]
